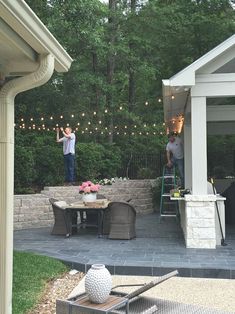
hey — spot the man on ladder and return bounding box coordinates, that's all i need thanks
[159,132,184,221]
[166,132,184,188]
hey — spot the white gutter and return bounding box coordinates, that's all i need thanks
[0,54,54,314]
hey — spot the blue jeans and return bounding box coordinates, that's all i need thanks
[172,157,184,187]
[64,153,75,183]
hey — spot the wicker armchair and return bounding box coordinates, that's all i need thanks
[107,201,136,239]
[49,198,72,237]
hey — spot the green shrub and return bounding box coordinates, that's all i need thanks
[34,145,64,186]
[14,145,36,192]
[151,177,162,209]
[76,143,121,181]
[137,167,154,179]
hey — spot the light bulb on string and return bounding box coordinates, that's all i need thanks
[71,114,74,118]
[104,109,108,113]
[82,113,85,116]
[30,118,33,121]
[158,98,162,103]
[60,115,63,119]
[93,111,97,115]
[145,101,148,106]
[50,116,53,120]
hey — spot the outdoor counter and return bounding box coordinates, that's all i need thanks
[170,194,226,248]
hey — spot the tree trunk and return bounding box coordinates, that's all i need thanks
[107,0,117,144]
[128,0,136,112]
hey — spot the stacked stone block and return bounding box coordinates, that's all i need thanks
[14,180,155,230]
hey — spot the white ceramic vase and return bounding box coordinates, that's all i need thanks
[82,193,97,202]
[85,264,112,303]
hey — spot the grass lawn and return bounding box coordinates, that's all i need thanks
[13,251,68,314]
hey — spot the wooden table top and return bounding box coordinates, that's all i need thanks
[68,199,110,209]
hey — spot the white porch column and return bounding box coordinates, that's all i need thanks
[184,122,192,190]
[191,96,207,194]
[0,54,54,314]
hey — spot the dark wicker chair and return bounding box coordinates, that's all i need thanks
[49,198,72,237]
[107,201,136,239]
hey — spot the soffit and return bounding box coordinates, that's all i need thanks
[0,0,72,76]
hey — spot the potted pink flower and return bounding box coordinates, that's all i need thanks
[79,181,100,202]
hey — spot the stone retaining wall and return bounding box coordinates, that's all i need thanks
[14,180,155,230]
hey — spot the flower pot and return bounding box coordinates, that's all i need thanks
[82,193,97,202]
[85,264,112,303]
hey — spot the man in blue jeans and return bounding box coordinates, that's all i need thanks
[56,127,76,186]
[166,132,184,187]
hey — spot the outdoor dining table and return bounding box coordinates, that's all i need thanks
[65,199,110,237]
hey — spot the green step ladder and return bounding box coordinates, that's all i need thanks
[159,165,178,222]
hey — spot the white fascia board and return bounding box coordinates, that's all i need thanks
[0,17,36,62]
[168,34,235,87]
[0,0,73,72]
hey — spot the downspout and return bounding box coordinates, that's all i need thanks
[0,54,54,314]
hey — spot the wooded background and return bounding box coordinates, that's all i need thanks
[14,0,235,192]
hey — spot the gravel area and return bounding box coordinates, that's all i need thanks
[27,272,235,314]
[27,271,84,314]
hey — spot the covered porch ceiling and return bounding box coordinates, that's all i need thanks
[0,0,72,78]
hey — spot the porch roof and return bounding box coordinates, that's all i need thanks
[162,34,235,133]
[0,0,73,77]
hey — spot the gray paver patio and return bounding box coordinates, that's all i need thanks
[13,213,235,279]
